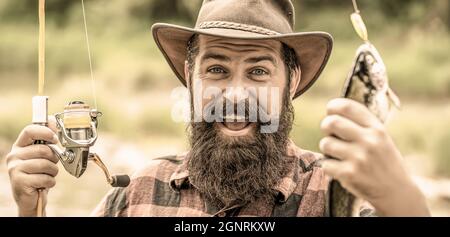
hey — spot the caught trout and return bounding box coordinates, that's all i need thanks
[328,0,401,217]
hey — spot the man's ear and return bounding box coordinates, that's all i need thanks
[184,60,191,87]
[289,66,301,100]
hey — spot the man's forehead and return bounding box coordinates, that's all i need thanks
[198,35,282,54]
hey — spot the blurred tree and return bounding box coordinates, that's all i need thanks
[0,0,75,26]
[129,0,202,24]
[0,0,447,29]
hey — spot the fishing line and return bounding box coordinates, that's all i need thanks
[81,0,98,110]
[352,0,360,13]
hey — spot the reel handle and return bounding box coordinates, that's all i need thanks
[89,153,130,188]
[111,175,131,188]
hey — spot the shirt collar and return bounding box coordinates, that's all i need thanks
[169,152,190,191]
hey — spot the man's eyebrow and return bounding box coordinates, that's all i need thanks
[244,56,277,65]
[200,53,231,62]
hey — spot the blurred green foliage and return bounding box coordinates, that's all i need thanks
[0,0,449,217]
[0,0,448,97]
[0,0,449,177]
[1,0,448,28]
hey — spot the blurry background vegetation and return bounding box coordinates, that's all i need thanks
[0,0,449,216]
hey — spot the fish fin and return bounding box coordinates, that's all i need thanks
[387,87,401,109]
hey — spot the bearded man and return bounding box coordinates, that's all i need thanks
[6,0,429,217]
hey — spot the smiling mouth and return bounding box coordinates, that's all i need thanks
[222,121,250,130]
[216,116,255,136]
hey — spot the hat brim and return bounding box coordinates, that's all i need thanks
[151,23,333,98]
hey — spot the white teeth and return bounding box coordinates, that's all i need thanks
[222,115,246,122]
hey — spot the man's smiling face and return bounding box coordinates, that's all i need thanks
[185,35,301,207]
[187,35,297,138]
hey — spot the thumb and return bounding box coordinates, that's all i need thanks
[48,115,58,134]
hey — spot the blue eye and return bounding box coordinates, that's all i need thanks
[251,68,268,75]
[208,67,226,74]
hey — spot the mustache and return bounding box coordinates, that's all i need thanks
[201,95,275,125]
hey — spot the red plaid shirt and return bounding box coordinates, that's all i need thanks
[91,140,373,217]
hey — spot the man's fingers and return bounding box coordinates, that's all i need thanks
[48,116,58,134]
[14,125,58,147]
[16,173,56,190]
[19,159,59,177]
[326,98,378,127]
[320,114,365,141]
[321,159,353,181]
[12,145,58,164]
[319,136,359,161]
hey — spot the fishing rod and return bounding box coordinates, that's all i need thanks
[33,0,130,217]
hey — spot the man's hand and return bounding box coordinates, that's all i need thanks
[6,119,59,217]
[319,98,430,217]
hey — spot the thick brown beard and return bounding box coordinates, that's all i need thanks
[187,90,295,208]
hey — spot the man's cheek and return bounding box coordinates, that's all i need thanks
[191,84,222,122]
[256,88,282,126]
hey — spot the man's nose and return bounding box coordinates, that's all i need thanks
[223,86,248,104]
[224,74,251,103]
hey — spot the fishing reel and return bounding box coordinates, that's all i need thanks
[33,97,130,188]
